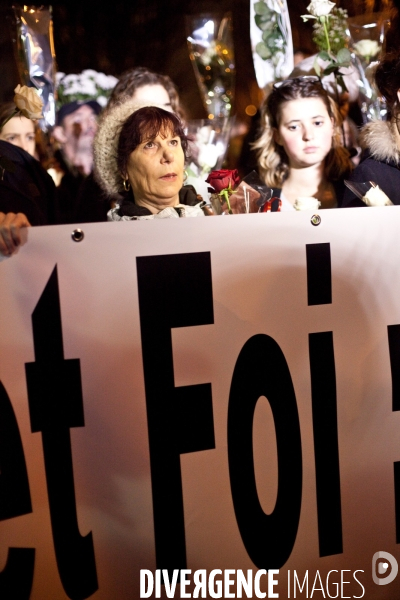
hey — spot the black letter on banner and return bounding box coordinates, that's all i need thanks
[25,266,98,600]
[228,334,302,569]
[307,242,342,557]
[309,333,342,556]
[388,324,400,542]
[0,381,35,599]
[136,253,215,576]
[306,243,332,305]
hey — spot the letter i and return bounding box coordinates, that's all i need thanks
[306,243,343,557]
[287,570,290,598]
[155,570,161,598]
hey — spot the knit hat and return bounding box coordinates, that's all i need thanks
[93,99,168,197]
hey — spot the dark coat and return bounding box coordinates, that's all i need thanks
[342,120,400,208]
[116,184,203,217]
[0,140,58,226]
[53,151,110,224]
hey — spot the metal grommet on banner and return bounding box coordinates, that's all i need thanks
[311,214,321,226]
[71,229,84,242]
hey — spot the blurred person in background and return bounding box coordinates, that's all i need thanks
[52,100,101,179]
[49,97,103,224]
[342,51,400,207]
[107,66,186,120]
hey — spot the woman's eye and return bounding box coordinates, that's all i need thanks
[28,135,35,142]
[144,141,155,149]
[6,135,16,141]
[314,120,324,126]
[170,139,179,146]
[288,125,298,131]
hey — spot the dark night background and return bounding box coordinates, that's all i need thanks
[0,0,399,148]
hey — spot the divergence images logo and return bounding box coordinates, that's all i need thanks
[372,551,399,586]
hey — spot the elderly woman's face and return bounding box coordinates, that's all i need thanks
[126,128,185,209]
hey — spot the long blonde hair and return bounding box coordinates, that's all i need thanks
[253,78,352,188]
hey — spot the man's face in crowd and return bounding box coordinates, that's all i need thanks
[54,104,98,175]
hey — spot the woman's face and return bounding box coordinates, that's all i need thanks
[125,127,185,209]
[0,115,36,156]
[274,97,334,169]
[132,85,173,112]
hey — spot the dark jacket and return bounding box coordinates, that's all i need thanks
[115,185,203,218]
[53,151,110,224]
[342,120,400,207]
[0,140,58,225]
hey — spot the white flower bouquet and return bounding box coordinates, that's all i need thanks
[347,12,390,122]
[56,69,118,109]
[301,0,352,93]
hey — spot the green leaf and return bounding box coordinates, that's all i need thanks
[255,14,275,31]
[255,41,272,59]
[255,11,270,22]
[254,1,271,15]
[266,32,281,49]
[317,51,330,61]
[336,73,349,93]
[323,63,340,75]
[313,55,321,76]
[261,23,275,39]
[337,48,351,64]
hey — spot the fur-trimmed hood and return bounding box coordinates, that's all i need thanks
[359,119,400,165]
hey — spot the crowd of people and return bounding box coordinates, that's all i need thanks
[1,51,400,255]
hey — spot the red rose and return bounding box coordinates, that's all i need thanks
[206,169,240,194]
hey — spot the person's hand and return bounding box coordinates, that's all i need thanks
[0,212,31,256]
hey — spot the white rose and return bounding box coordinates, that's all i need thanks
[95,72,117,89]
[82,69,98,78]
[294,197,321,210]
[62,83,80,95]
[78,79,97,95]
[56,71,66,84]
[302,0,335,20]
[200,41,218,66]
[107,75,119,87]
[59,74,78,86]
[198,144,219,169]
[13,85,43,120]
[196,126,213,145]
[362,185,392,206]
[353,39,381,59]
[96,95,108,107]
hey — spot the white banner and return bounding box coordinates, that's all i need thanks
[1,209,400,599]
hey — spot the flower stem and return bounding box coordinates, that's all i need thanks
[222,189,232,214]
[322,16,331,54]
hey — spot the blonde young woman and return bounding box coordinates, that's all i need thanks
[253,77,353,210]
